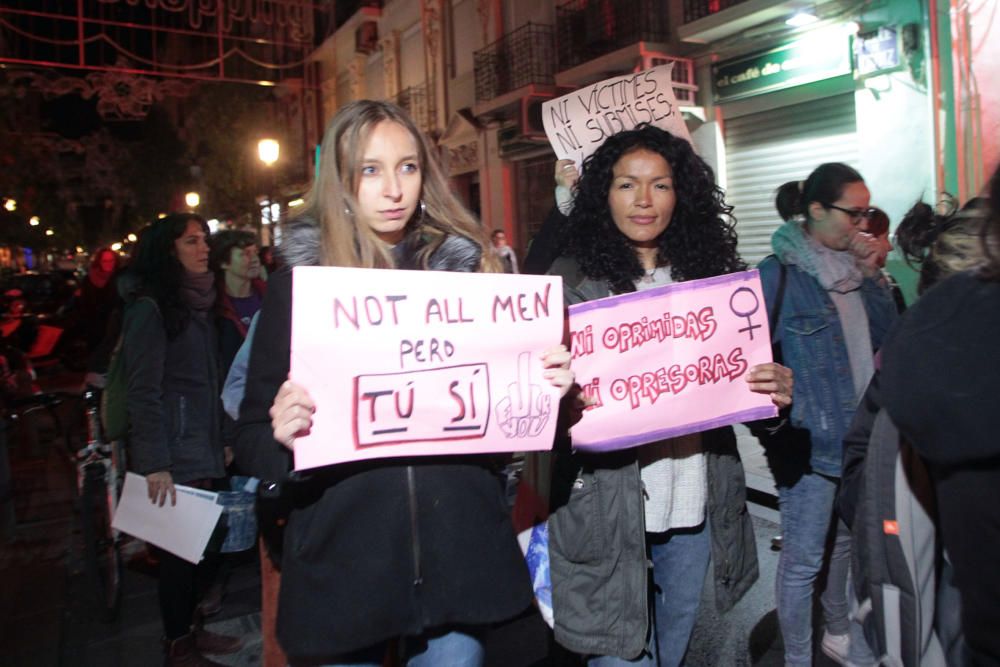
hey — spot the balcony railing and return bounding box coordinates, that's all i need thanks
[555,0,670,72]
[474,23,556,103]
[396,83,435,134]
[683,0,752,23]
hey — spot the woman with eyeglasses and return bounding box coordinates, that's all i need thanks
[758,163,897,667]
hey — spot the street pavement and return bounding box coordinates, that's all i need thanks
[0,383,840,667]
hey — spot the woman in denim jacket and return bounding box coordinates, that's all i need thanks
[757,163,897,667]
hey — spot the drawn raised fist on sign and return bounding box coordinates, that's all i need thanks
[496,351,552,438]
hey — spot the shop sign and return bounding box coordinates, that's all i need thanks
[713,35,851,103]
[853,26,901,77]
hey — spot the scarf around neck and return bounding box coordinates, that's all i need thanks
[771,220,863,293]
[179,270,216,311]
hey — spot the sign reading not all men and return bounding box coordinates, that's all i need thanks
[289,267,564,470]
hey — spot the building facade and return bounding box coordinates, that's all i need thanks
[311,0,997,283]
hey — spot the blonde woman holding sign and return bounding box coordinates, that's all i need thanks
[234,100,574,667]
[546,124,793,667]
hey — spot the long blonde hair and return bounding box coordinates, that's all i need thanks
[296,100,498,272]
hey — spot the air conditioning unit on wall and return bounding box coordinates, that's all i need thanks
[497,95,555,159]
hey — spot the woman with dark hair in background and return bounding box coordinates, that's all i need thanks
[121,213,241,666]
[759,163,897,667]
[880,168,1000,665]
[546,124,792,666]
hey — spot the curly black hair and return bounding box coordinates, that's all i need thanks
[564,124,745,294]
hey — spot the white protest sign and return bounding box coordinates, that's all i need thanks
[541,64,691,167]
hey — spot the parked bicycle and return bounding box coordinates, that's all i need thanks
[76,387,125,622]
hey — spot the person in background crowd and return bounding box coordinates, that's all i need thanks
[206,229,277,663]
[210,230,265,375]
[546,124,792,667]
[234,100,574,667]
[841,193,995,522]
[759,163,897,667]
[0,292,38,354]
[258,246,277,278]
[120,213,241,667]
[522,159,580,275]
[491,229,520,273]
[880,169,1000,665]
[860,208,905,312]
[77,247,123,352]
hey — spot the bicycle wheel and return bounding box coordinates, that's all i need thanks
[79,463,122,622]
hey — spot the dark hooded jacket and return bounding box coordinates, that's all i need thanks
[881,271,1000,664]
[233,218,532,660]
[120,273,225,484]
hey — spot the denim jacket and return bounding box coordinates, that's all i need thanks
[758,256,896,476]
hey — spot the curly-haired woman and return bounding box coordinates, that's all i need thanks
[546,124,793,666]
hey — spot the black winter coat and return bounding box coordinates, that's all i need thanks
[881,272,1000,664]
[234,220,533,660]
[123,297,225,484]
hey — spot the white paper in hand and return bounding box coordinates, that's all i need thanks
[111,472,223,564]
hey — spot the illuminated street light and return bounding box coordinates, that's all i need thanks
[158,212,167,219]
[786,10,818,27]
[257,139,280,166]
[258,138,281,246]
[3,199,15,212]
[185,191,200,208]
[126,233,138,242]
[288,198,304,208]
[45,228,54,236]
[111,242,123,251]
[29,216,40,226]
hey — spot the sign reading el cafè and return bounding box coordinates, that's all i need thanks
[713,35,851,103]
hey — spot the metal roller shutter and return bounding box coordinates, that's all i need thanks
[724,94,860,267]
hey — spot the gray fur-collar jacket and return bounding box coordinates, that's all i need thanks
[277,216,481,272]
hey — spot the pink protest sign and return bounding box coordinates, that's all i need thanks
[289,266,564,470]
[568,270,776,451]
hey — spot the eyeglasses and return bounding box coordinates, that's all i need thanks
[827,204,878,223]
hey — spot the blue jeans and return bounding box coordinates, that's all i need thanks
[589,521,712,667]
[772,470,847,667]
[309,628,484,667]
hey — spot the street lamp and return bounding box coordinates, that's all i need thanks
[257,139,279,167]
[185,191,200,209]
[3,198,15,212]
[257,138,280,245]
[29,216,40,226]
